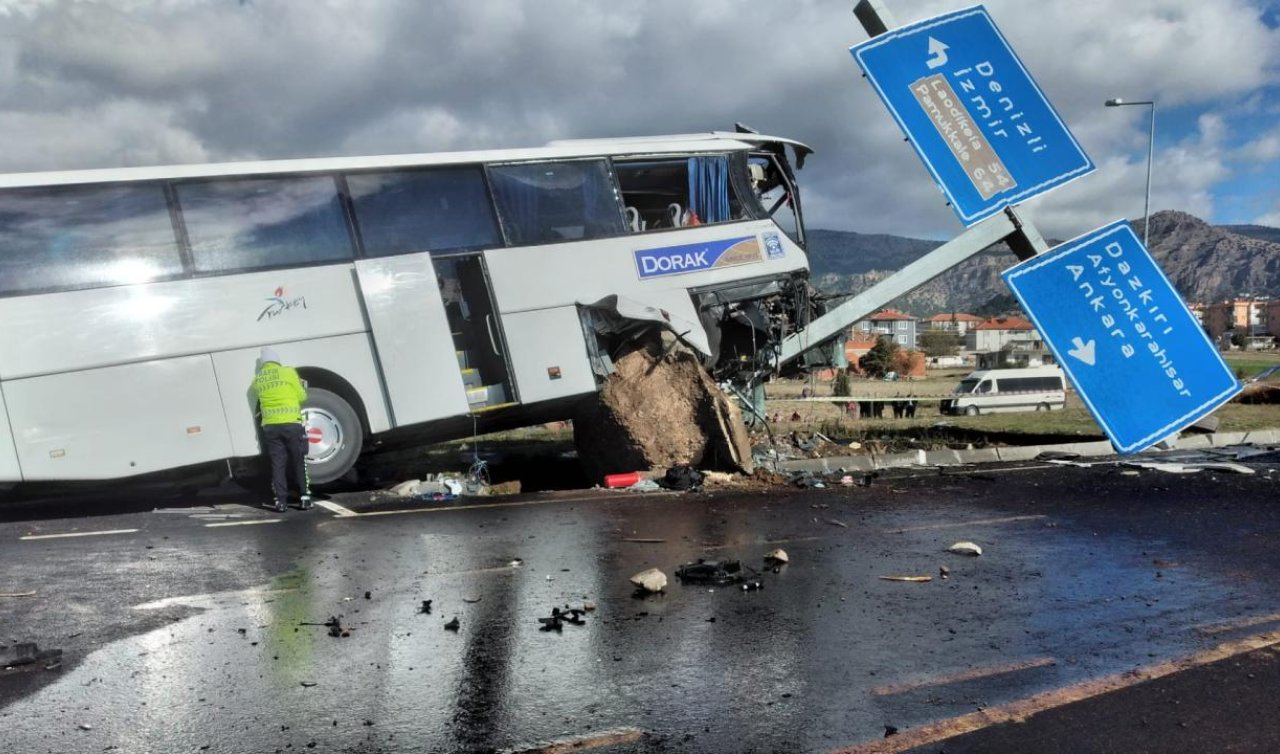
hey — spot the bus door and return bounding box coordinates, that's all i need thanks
[432,254,516,412]
[355,252,472,427]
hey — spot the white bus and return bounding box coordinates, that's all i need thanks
[0,131,816,486]
[940,366,1067,416]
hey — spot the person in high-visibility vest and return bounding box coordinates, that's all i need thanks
[253,347,311,512]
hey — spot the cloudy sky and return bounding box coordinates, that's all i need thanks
[0,0,1277,241]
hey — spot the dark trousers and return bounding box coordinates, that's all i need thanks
[263,423,309,502]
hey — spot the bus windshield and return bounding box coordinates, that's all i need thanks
[956,379,980,394]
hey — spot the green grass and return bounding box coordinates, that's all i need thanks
[1224,352,1280,379]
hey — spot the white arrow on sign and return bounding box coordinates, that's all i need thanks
[926,37,949,69]
[1067,337,1096,366]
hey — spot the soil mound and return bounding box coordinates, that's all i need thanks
[573,342,753,483]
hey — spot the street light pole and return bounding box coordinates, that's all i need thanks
[1105,97,1156,248]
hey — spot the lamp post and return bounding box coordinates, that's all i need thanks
[1105,97,1156,248]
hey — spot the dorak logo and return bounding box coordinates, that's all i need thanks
[257,286,308,322]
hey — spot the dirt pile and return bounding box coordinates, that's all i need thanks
[574,342,753,482]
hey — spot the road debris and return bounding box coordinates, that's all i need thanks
[443,617,460,631]
[947,541,983,556]
[0,642,63,674]
[538,606,588,632]
[0,591,36,598]
[764,548,789,565]
[676,559,760,586]
[825,518,849,528]
[463,595,482,604]
[659,465,706,491]
[605,471,643,489]
[939,565,951,579]
[630,568,667,594]
[300,681,317,688]
[323,616,349,638]
[880,575,933,582]
[420,600,433,614]
[741,581,764,592]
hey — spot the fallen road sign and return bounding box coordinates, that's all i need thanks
[851,5,1094,226]
[1002,220,1241,454]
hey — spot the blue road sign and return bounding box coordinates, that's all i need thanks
[1002,220,1241,454]
[851,6,1094,226]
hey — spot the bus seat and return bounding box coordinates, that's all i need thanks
[625,206,645,232]
[667,203,683,227]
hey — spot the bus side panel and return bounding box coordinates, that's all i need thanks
[500,307,597,405]
[4,355,234,481]
[0,266,367,381]
[212,333,393,458]
[354,256,469,427]
[482,222,805,316]
[0,384,22,482]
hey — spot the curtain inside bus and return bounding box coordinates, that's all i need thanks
[687,156,729,224]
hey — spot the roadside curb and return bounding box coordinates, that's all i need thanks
[776,429,1280,474]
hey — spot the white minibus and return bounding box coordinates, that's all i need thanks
[940,366,1067,416]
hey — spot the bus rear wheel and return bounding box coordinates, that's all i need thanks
[964,405,979,417]
[302,388,364,485]
[1036,402,1051,412]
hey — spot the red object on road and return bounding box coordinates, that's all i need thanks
[604,472,643,488]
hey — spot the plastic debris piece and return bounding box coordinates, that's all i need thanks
[443,617,460,631]
[826,518,849,528]
[764,548,789,565]
[630,568,667,593]
[939,565,951,579]
[880,575,933,582]
[605,471,643,488]
[947,541,983,556]
[463,595,481,604]
[420,600,432,614]
[676,559,754,585]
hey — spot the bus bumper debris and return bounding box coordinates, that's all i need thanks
[764,548,789,565]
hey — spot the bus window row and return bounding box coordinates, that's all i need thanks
[0,154,765,296]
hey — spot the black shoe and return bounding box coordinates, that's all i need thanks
[299,496,313,511]
[269,499,287,513]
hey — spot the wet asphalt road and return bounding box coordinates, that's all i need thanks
[2,458,1280,753]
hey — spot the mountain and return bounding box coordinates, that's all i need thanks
[805,211,1280,316]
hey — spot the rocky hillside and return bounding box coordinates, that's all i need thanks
[806,210,1280,315]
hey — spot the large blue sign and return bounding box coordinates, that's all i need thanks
[852,6,1094,226]
[1002,221,1241,454]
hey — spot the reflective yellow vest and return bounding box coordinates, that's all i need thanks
[254,362,307,426]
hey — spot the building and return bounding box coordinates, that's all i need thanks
[965,316,1040,352]
[851,308,917,349]
[920,312,984,335]
[1203,299,1267,340]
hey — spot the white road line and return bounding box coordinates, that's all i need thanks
[20,528,140,541]
[313,500,358,517]
[204,519,283,528]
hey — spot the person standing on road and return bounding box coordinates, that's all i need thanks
[253,347,311,512]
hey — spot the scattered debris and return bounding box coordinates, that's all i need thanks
[825,518,849,529]
[659,465,706,492]
[364,591,371,600]
[538,606,588,632]
[880,575,933,583]
[323,616,349,638]
[300,681,317,688]
[884,725,899,738]
[79,723,92,731]
[463,596,482,604]
[509,558,524,567]
[483,480,522,496]
[443,617,460,632]
[764,548,789,565]
[0,591,36,598]
[939,565,951,579]
[676,559,759,586]
[583,601,597,612]
[947,541,983,557]
[741,581,764,592]
[420,600,433,614]
[605,471,643,489]
[630,568,668,594]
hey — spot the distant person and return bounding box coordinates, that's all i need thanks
[253,347,311,512]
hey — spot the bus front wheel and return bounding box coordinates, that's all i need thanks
[302,388,364,485]
[964,405,979,417]
[1036,402,1051,412]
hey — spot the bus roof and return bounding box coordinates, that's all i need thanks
[0,131,813,190]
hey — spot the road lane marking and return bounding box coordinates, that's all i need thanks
[20,528,139,541]
[885,514,1046,534]
[870,657,1058,696]
[204,519,282,528]
[314,500,358,517]
[503,727,645,754]
[828,628,1280,754]
[1195,611,1280,636]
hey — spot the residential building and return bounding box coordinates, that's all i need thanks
[851,308,917,349]
[1203,299,1267,340]
[965,316,1041,352]
[920,312,983,335]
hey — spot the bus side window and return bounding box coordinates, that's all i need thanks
[487,160,625,246]
[614,156,747,232]
[346,166,499,257]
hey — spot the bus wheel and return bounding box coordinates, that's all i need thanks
[1036,402,1051,412]
[302,388,364,485]
[964,405,979,416]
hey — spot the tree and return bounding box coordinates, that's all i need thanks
[917,329,962,357]
[832,369,852,396]
[859,335,900,378]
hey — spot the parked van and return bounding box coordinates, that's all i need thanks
[940,366,1067,416]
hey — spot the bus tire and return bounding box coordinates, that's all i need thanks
[1036,402,1050,412]
[301,388,364,486]
[964,405,979,417]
